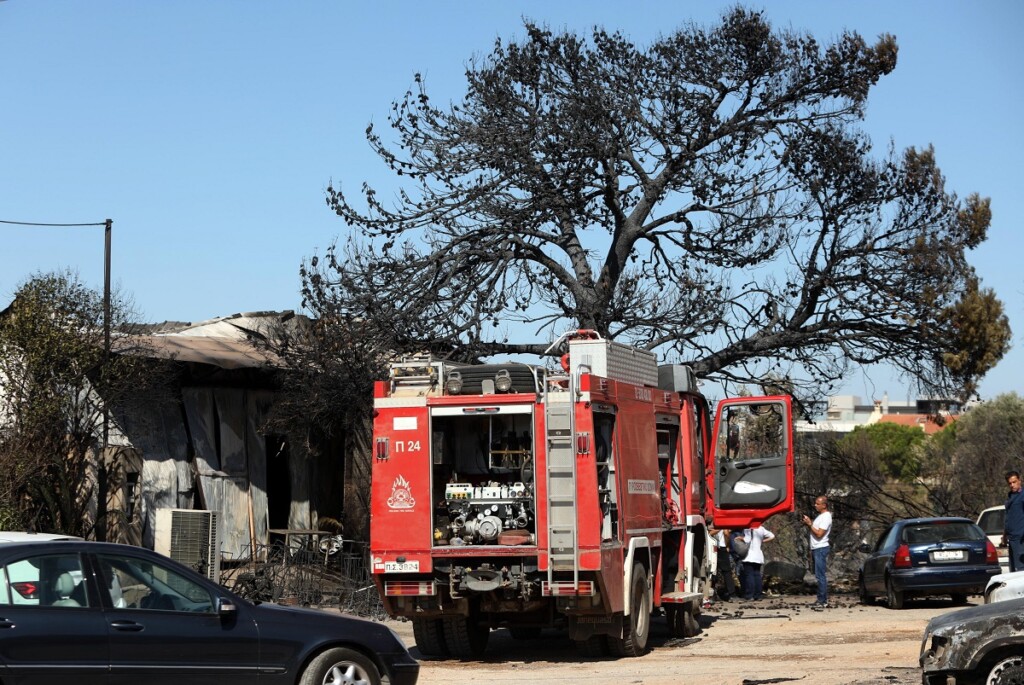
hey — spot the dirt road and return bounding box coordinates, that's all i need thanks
[387,593,954,685]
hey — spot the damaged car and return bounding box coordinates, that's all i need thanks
[920,596,1024,684]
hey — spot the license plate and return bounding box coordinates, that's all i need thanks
[384,561,420,573]
[932,550,965,561]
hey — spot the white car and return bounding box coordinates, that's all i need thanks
[0,532,81,544]
[985,569,1024,603]
[0,531,125,607]
[977,506,1010,574]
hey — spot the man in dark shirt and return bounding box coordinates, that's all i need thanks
[1004,471,1024,572]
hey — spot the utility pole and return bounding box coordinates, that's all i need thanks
[99,218,112,541]
[102,219,112,448]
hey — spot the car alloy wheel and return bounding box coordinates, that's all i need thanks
[300,647,381,685]
[988,656,1024,685]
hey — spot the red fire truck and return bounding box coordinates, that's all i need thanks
[370,331,793,658]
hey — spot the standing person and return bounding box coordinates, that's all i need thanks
[709,527,735,601]
[802,495,833,609]
[739,525,774,601]
[730,529,749,596]
[1003,471,1024,572]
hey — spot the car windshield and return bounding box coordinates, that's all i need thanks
[902,522,984,544]
[978,509,1005,535]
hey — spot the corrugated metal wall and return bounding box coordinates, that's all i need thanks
[122,387,311,560]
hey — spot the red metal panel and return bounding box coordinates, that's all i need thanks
[369,405,434,573]
[614,383,662,538]
[706,395,795,528]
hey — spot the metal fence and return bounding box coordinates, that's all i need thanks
[222,536,386,621]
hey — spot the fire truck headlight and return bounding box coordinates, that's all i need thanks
[446,371,463,394]
[494,369,512,392]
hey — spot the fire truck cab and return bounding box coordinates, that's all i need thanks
[370,331,794,658]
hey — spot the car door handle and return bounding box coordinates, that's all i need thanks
[0,618,14,629]
[110,620,145,632]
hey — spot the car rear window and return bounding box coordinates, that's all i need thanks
[978,509,1005,535]
[902,522,984,544]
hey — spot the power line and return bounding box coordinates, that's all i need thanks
[0,219,107,227]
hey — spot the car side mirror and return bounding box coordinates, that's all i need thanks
[218,597,237,615]
[858,542,872,554]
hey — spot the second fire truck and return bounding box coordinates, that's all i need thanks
[370,331,794,658]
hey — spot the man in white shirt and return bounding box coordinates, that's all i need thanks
[739,526,775,600]
[802,495,833,608]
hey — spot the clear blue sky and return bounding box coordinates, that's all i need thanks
[1,1,1021,401]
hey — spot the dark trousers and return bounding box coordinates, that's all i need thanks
[1010,537,1023,572]
[812,546,830,605]
[715,549,735,599]
[741,562,763,599]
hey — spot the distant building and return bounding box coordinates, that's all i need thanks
[798,393,961,434]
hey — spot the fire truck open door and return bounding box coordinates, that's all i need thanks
[707,396,794,528]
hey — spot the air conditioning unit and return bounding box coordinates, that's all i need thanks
[154,508,221,582]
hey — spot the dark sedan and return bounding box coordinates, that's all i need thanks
[0,539,419,685]
[858,517,1001,609]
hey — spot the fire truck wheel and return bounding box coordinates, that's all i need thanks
[682,608,701,637]
[664,605,677,637]
[609,564,651,658]
[664,605,682,638]
[442,614,489,658]
[575,634,609,657]
[412,618,449,657]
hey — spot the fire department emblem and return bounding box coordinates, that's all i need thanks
[387,475,416,509]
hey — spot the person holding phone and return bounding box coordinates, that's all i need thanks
[802,495,832,609]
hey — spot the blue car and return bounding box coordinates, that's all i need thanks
[858,517,1001,609]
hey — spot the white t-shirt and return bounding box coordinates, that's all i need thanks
[742,527,775,564]
[810,511,833,549]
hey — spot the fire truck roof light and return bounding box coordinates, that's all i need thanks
[446,371,463,394]
[494,369,512,392]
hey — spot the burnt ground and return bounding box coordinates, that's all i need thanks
[383,592,958,685]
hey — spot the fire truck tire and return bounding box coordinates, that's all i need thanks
[682,608,701,637]
[412,618,449,657]
[664,605,682,638]
[442,614,489,658]
[609,564,651,658]
[575,634,609,657]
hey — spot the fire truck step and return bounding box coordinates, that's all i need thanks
[660,591,702,604]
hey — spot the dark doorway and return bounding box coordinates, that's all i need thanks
[266,435,291,530]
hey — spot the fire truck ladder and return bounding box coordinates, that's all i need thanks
[545,391,580,587]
